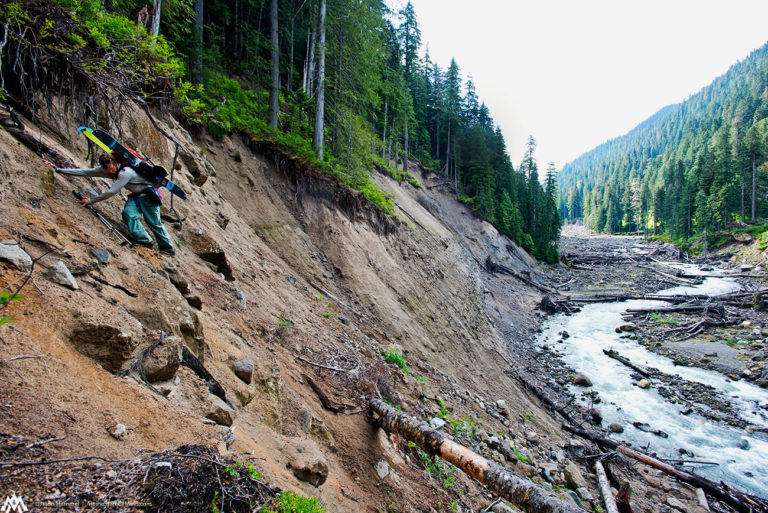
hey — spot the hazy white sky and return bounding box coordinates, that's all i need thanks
[388,0,768,170]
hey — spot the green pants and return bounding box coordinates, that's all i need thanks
[122,195,174,252]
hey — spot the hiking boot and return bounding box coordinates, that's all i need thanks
[159,248,176,257]
[135,240,154,249]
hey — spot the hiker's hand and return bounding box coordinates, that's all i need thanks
[76,197,90,206]
[43,159,57,171]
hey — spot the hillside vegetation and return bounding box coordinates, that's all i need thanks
[0,0,560,261]
[559,41,768,250]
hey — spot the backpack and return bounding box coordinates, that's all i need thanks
[78,127,187,200]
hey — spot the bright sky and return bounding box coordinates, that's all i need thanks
[388,0,768,171]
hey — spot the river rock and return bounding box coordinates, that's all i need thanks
[540,463,558,482]
[637,379,651,389]
[490,503,516,513]
[563,461,588,489]
[589,408,603,424]
[44,260,79,290]
[573,373,592,387]
[430,417,446,429]
[608,423,624,433]
[666,496,689,512]
[576,487,593,501]
[0,242,32,272]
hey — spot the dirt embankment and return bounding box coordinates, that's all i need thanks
[1,100,746,513]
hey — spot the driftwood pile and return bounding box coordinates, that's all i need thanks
[562,424,768,513]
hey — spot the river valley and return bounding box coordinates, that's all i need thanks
[540,231,768,498]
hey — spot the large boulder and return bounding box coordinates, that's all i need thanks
[180,148,214,187]
[126,275,205,359]
[285,439,329,486]
[143,335,182,382]
[205,394,236,427]
[69,308,144,373]
[563,461,588,490]
[187,229,233,281]
[232,358,254,384]
[573,373,592,387]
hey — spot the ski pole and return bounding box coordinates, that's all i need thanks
[72,190,134,247]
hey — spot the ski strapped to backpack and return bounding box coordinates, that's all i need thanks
[78,127,188,200]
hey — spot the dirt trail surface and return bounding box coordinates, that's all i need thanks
[0,101,758,512]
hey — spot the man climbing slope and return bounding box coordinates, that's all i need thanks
[45,155,176,256]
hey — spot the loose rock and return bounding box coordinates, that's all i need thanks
[0,242,32,272]
[44,260,79,290]
[232,358,254,384]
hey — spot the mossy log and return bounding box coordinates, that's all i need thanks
[369,398,583,513]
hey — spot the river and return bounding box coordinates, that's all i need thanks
[538,263,768,497]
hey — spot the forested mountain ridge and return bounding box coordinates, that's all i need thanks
[559,41,768,246]
[0,0,560,260]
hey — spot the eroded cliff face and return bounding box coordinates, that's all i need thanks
[0,100,557,511]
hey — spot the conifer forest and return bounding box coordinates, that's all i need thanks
[559,42,768,251]
[0,0,560,261]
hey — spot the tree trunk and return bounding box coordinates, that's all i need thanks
[150,0,162,49]
[595,460,620,513]
[444,121,451,176]
[382,102,388,160]
[752,154,757,222]
[193,0,204,84]
[370,399,582,513]
[288,14,294,92]
[268,0,279,127]
[403,117,408,175]
[312,0,326,159]
[302,28,313,94]
[741,178,745,223]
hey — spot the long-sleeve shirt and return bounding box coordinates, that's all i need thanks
[55,166,151,204]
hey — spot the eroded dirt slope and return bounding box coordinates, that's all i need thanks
[0,102,725,513]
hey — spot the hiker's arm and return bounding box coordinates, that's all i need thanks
[54,166,108,178]
[89,171,132,204]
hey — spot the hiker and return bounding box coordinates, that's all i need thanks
[45,155,176,256]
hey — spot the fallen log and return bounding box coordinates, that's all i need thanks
[370,399,583,513]
[562,424,767,513]
[494,349,580,426]
[639,264,701,286]
[486,257,555,294]
[595,459,620,513]
[602,349,650,377]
